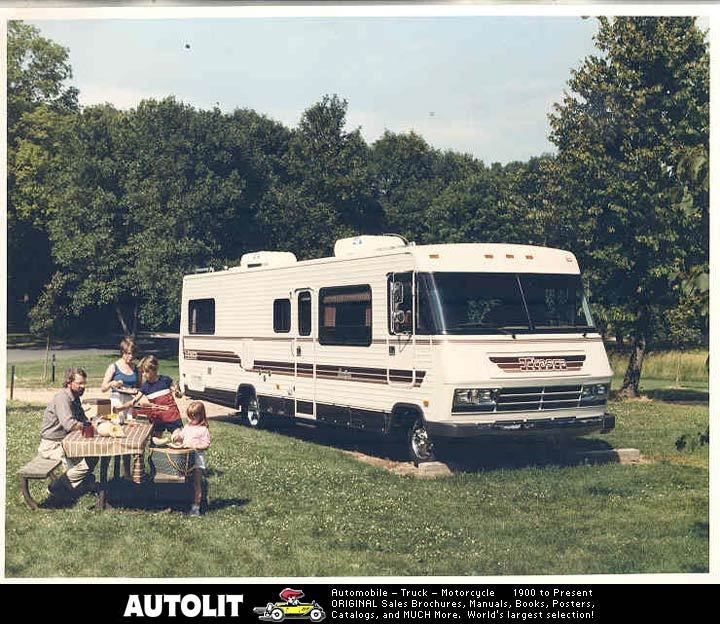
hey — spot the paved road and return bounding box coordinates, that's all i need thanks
[6,348,116,363]
[7,336,180,363]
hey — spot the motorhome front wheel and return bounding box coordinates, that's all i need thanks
[408,419,436,465]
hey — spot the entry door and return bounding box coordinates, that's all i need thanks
[294,289,316,418]
[387,272,416,386]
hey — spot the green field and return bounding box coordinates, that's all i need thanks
[608,349,708,384]
[5,392,708,577]
[7,354,180,391]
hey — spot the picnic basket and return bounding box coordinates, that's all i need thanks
[148,447,197,482]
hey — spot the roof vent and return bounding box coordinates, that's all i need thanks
[239,251,297,269]
[334,235,408,257]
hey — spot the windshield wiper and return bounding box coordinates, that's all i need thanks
[454,322,523,337]
[456,322,510,330]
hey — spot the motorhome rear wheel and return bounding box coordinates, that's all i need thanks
[243,397,262,428]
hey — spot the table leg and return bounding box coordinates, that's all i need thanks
[97,457,110,510]
[122,455,132,480]
[132,453,145,484]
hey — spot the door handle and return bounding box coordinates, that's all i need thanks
[389,346,395,356]
[296,346,302,356]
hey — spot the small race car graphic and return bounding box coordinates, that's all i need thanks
[253,588,326,622]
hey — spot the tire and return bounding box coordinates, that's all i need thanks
[309,608,325,622]
[407,417,436,465]
[270,608,285,622]
[242,396,263,428]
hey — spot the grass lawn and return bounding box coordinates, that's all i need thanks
[5,392,708,577]
[7,354,180,390]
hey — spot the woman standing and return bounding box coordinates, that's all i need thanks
[101,338,139,416]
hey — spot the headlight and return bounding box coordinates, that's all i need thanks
[453,388,497,411]
[581,383,610,402]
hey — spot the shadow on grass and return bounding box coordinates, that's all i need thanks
[643,388,709,403]
[39,478,250,515]
[39,495,80,510]
[692,522,709,539]
[215,414,618,474]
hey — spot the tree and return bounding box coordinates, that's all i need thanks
[549,17,709,397]
[28,272,74,378]
[7,21,79,330]
[259,95,381,259]
[36,97,291,335]
[423,162,529,245]
[7,22,78,126]
[370,131,442,242]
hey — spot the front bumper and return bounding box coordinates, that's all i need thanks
[427,414,615,439]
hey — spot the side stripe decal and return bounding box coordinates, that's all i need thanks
[183,350,426,386]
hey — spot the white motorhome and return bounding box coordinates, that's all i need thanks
[179,235,614,463]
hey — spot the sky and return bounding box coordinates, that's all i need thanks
[22,15,681,164]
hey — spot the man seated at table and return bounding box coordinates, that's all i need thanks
[39,367,98,499]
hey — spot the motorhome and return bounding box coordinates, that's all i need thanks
[179,235,614,463]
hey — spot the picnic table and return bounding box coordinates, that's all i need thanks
[63,421,153,509]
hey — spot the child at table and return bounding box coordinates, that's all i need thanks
[123,355,183,435]
[172,401,211,517]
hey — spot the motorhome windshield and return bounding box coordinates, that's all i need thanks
[417,272,595,335]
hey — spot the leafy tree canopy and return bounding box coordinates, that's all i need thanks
[549,16,709,395]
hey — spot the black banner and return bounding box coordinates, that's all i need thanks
[1,583,713,622]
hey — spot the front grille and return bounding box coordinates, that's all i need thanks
[496,385,583,412]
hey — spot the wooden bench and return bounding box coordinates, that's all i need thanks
[18,455,63,510]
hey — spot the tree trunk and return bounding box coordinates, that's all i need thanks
[115,305,131,337]
[620,335,647,398]
[42,334,51,381]
[131,303,138,338]
[674,349,682,388]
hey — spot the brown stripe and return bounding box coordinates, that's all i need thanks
[185,351,426,386]
[495,363,584,369]
[490,355,586,363]
[184,349,241,364]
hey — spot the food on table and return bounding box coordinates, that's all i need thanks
[97,422,126,437]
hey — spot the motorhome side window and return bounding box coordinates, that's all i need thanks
[298,291,312,336]
[319,285,372,346]
[188,298,215,335]
[273,298,291,333]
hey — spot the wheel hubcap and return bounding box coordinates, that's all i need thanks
[411,424,433,460]
[247,401,260,426]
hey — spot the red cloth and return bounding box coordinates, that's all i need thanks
[136,390,181,425]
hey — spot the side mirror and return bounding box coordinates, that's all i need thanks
[392,310,411,334]
[391,282,404,305]
[390,280,411,334]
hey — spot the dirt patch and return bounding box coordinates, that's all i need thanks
[344,450,413,473]
[343,450,452,477]
[7,388,57,404]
